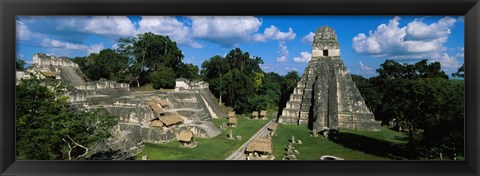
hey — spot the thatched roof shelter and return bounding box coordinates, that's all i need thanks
[159,113,184,126]
[260,110,267,117]
[158,99,170,107]
[228,111,235,118]
[177,130,194,142]
[245,138,272,153]
[151,120,163,127]
[252,111,259,117]
[147,101,165,114]
[267,123,278,130]
[228,117,237,124]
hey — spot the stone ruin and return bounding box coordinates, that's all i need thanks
[278,26,381,134]
[17,53,225,159]
[175,78,209,91]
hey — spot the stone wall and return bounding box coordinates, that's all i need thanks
[175,78,209,91]
[75,81,130,91]
[16,71,31,85]
[66,91,87,102]
[32,53,79,68]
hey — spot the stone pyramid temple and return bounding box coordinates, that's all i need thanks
[277,26,381,132]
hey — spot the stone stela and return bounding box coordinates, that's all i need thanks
[278,26,381,133]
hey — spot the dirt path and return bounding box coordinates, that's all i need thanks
[225,120,274,160]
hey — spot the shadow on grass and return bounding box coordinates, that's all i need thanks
[88,150,136,160]
[331,132,415,160]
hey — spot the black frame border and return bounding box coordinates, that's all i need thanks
[1,0,479,176]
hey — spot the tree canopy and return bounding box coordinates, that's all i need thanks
[452,64,464,78]
[352,59,464,159]
[116,32,184,87]
[74,49,129,82]
[16,58,26,71]
[200,48,301,115]
[201,48,264,113]
[16,76,117,160]
[70,32,199,89]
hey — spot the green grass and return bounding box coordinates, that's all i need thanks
[272,125,411,160]
[135,116,270,160]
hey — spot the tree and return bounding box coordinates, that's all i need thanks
[201,55,230,104]
[367,59,450,125]
[417,79,464,159]
[16,76,117,160]
[351,74,382,116]
[376,59,448,80]
[117,32,184,87]
[177,63,200,80]
[16,58,26,71]
[253,72,264,91]
[81,49,129,82]
[250,72,282,111]
[200,48,264,113]
[356,59,464,159]
[452,64,464,78]
[150,65,176,89]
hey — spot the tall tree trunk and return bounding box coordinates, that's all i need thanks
[219,94,222,105]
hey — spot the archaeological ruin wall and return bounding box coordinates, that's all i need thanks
[19,53,225,159]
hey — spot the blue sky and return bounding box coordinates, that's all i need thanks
[16,16,464,77]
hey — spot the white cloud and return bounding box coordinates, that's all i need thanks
[301,32,315,44]
[54,16,136,39]
[17,19,105,56]
[260,63,277,72]
[352,16,456,59]
[359,61,373,71]
[276,43,289,62]
[433,53,461,69]
[285,67,297,71]
[137,16,202,48]
[359,61,376,74]
[277,56,287,62]
[19,16,301,52]
[41,38,104,55]
[253,25,296,43]
[455,47,464,58]
[16,20,47,41]
[83,16,136,38]
[184,56,196,64]
[293,51,312,63]
[16,21,33,41]
[405,17,455,41]
[190,16,262,47]
[86,43,105,54]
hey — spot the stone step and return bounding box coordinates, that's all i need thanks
[59,66,86,87]
[281,109,300,118]
[285,101,302,109]
[289,94,304,101]
[293,87,304,95]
